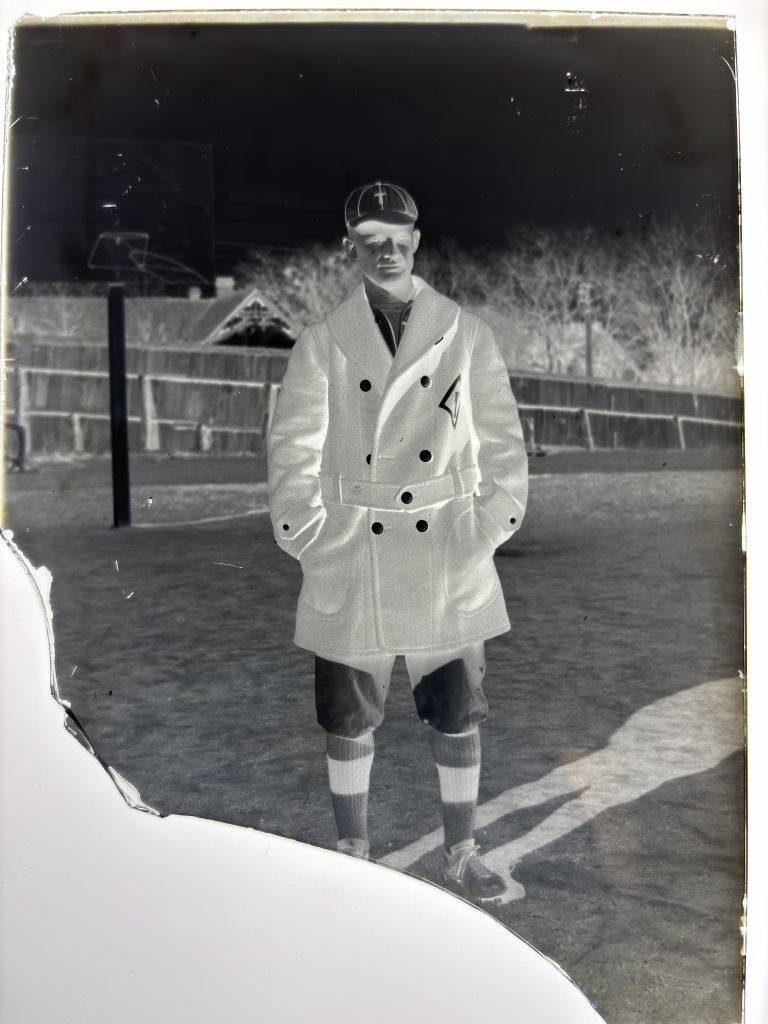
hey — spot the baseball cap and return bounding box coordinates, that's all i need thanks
[344,181,418,229]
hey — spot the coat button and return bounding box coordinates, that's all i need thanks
[419,449,432,462]
[401,491,413,504]
[282,523,290,531]
[366,453,371,464]
[510,517,517,525]
[360,379,372,392]
[420,375,431,388]
[416,520,429,532]
[371,521,383,534]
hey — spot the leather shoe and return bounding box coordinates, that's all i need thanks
[444,839,508,902]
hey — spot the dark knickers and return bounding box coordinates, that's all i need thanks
[314,643,489,738]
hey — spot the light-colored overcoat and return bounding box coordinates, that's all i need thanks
[267,276,528,660]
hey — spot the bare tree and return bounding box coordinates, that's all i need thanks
[508,228,587,374]
[233,227,738,393]
[234,247,357,332]
[9,283,98,338]
[619,223,739,391]
[126,299,203,346]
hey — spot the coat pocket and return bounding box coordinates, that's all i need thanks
[443,500,501,616]
[298,505,355,617]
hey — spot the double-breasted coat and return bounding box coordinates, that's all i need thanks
[267,276,528,661]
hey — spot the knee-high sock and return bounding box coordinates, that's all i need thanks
[431,727,481,849]
[326,731,374,843]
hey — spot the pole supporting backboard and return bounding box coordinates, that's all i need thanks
[107,284,131,527]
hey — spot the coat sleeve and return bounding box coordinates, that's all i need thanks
[469,319,529,548]
[267,325,329,560]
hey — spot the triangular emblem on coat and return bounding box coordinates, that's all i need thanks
[439,374,462,429]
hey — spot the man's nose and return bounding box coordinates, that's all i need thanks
[381,238,398,257]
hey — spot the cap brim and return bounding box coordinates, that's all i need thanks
[346,211,417,229]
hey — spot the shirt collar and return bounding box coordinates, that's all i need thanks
[362,275,417,310]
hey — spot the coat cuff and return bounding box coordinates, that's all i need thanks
[273,506,326,560]
[474,487,525,548]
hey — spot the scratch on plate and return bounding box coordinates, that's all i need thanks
[565,71,588,133]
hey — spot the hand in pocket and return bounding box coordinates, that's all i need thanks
[443,503,499,615]
[299,507,355,616]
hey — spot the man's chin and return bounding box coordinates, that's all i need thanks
[373,268,409,286]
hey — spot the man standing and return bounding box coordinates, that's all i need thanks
[267,182,528,901]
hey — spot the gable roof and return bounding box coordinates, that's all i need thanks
[188,288,293,344]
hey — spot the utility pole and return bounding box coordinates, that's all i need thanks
[584,308,594,378]
[578,280,594,379]
[107,283,131,527]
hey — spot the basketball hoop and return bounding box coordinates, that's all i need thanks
[87,231,211,287]
[87,232,150,274]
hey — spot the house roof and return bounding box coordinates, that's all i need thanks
[188,288,292,344]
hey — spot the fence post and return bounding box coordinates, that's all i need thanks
[139,374,160,451]
[674,416,686,450]
[16,424,27,472]
[13,368,32,457]
[265,382,281,435]
[196,422,213,453]
[72,414,85,454]
[523,413,537,454]
[580,408,594,450]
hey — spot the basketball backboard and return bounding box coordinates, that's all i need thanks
[87,231,149,274]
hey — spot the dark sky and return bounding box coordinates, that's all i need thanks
[9,21,739,283]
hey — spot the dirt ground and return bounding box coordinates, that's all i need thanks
[3,448,744,1024]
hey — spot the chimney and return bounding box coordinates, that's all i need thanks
[215,276,235,297]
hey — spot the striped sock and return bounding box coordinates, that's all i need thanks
[326,731,374,844]
[431,727,481,849]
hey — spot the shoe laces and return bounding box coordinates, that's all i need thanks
[447,840,487,877]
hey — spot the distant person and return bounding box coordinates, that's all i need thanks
[267,182,528,901]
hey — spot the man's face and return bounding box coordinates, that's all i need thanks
[344,219,421,289]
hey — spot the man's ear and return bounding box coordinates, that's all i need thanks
[342,235,357,260]
[412,228,421,253]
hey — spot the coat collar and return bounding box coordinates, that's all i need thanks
[325,276,460,394]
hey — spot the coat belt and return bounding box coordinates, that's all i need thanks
[319,465,479,512]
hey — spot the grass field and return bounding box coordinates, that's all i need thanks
[3,448,744,1024]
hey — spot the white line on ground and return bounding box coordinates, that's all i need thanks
[134,508,269,529]
[7,482,268,496]
[380,676,742,904]
[136,483,266,492]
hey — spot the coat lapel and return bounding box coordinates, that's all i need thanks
[324,277,460,396]
[385,278,460,388]
[325,281,392,394]
[369,280,462,457]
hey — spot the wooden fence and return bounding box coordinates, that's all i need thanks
[4,363,742,462]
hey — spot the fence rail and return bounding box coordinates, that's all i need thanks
[5,366,279,459]
[517,403,741,452]
[4,365,742,464]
